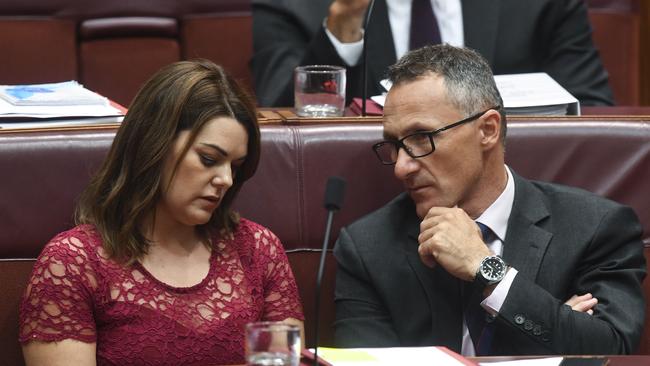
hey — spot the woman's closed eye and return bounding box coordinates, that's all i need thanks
[199,154,218,167]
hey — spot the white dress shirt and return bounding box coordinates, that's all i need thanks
[461,165,518,356]
[325,0,464,66]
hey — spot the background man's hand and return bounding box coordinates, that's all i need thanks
[418,207,492,281]
[327,0,371,42]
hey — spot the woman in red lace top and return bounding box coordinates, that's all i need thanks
[19,60,304,365]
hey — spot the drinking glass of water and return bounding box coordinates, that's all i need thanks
[294,65,346,117]
[245,321,300,366]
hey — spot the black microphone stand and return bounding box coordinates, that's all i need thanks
[313,177,345,366]
[312,208,335,366]
[361,0,376,117]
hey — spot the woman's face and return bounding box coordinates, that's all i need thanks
[158,116,248,227]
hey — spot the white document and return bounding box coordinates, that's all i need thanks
[0,81,124,119]
[373,72,580,116]
[0,99,123,118]
[315,346,473,366]
[493,73,580,115]
[0,81,107,106]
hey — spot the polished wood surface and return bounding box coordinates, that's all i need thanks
[473,355,649,365]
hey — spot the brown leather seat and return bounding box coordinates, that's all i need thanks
[1,117,650,365]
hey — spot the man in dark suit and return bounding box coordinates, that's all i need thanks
[333,44,645,355]
[252,0,613,108]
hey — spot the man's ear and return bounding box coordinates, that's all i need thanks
[478,109,501,149]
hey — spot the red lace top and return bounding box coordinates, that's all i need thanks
[19,219,304,365]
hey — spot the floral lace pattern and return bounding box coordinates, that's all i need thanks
[20,219,304,365]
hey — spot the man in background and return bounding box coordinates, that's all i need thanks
[252,0,613,108]
[333,44,644,355]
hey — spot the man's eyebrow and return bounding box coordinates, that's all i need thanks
[407,121,435,132]
[382,121,434,140]
[199,142,228,156]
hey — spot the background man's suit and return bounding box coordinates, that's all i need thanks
[252,0,613,107]
[334,172,645,354]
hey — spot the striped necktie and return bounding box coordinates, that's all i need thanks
[464,222,496,355]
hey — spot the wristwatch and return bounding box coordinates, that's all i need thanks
[474,255,508,287]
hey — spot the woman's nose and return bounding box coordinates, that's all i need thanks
[211,164,233,188]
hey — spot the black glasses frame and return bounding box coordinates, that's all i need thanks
[372,107,499,165]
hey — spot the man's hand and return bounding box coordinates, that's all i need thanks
[565,293,598,315]
[327,0,371,42]
[418,207,492,281]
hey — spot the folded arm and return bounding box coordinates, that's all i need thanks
[499,206,645,354]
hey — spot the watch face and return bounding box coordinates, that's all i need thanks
[481,256,506,282]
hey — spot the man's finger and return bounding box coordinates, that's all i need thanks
[418,243,437,268]
[565,293,593,307]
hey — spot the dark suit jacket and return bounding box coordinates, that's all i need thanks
[333,172,645,354]
[252,0,613,107]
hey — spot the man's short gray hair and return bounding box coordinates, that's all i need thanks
[387,44,506,141]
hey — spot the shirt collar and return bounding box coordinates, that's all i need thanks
[475,165,515,242]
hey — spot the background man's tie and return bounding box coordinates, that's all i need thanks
[409,0,442,50]
[464,222,496,355]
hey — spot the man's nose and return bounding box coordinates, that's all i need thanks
[393,148,418,180]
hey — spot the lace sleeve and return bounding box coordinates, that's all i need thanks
[254,226,304,321]
[19,228,98,343]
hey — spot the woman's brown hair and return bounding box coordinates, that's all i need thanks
[75,59,260,263]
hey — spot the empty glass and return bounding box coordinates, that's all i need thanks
[294,65,346,117]
[245,321,300,366]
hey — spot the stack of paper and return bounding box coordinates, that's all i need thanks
[368,73,579,116]
[493,73,580,116]
[0,81,108,106]
[0,81,125,129]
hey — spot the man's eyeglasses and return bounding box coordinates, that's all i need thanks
[372,107,499,165]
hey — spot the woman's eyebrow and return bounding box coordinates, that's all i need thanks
[199,142,228,156]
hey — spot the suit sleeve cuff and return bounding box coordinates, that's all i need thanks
[323,18,363,66]
[481,267,518,316]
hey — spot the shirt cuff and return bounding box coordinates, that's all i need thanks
[323,18,364,67]
[481,267,518,316]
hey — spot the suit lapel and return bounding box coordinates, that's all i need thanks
[404,208,436,313]
[403,203,463,351]
[461,0,501,65]
[502,173,553,281]
[367,0,396,92]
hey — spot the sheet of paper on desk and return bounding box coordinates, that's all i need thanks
[316,346,475,365]
[479,357,563,366]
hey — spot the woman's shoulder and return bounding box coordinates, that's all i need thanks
[220,218,287,262]
[41,224,104,262]
[233,218,281,243]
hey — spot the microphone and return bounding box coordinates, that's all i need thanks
[361,0,376,117]
[313,176,346,366]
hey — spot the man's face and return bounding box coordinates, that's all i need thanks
[382,74,486,219]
